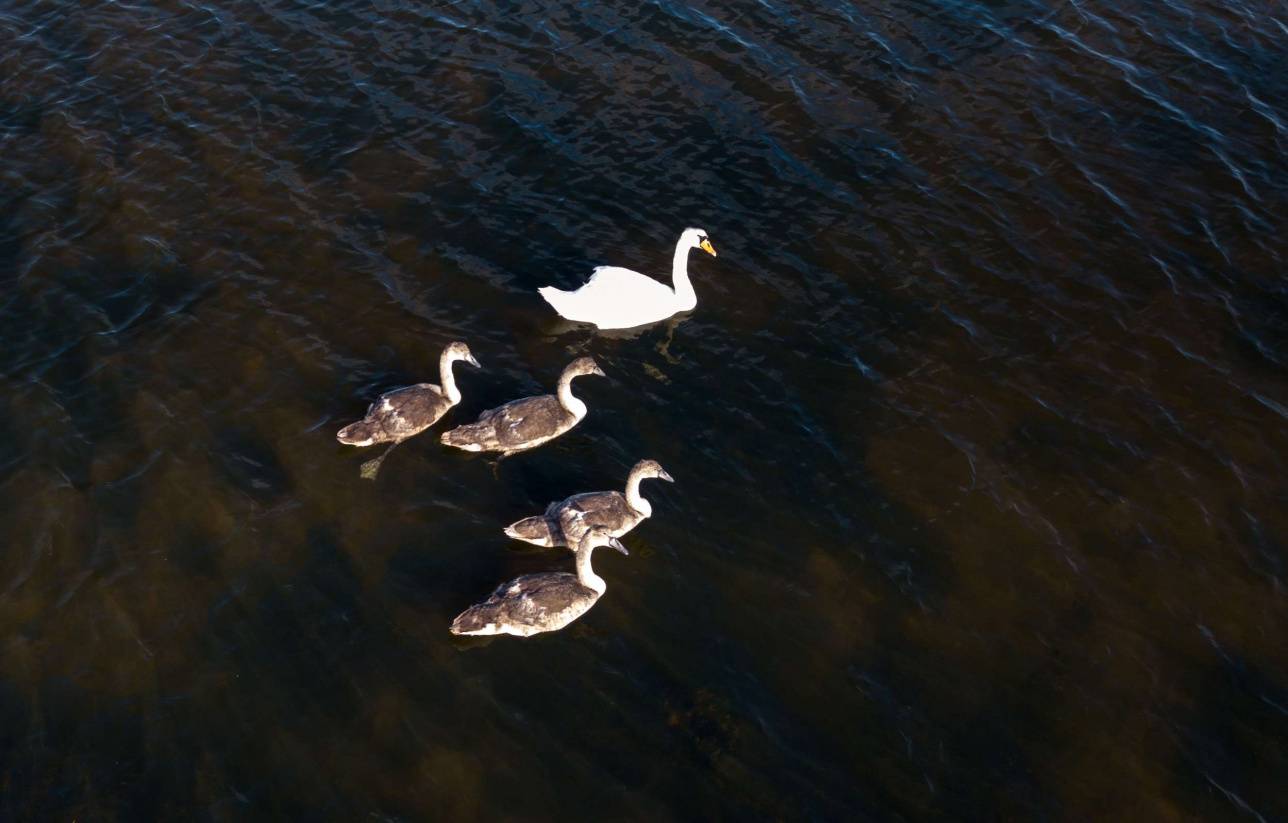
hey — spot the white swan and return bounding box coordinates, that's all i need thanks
[538,227,717,330]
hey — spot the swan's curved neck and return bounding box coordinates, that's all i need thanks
[439,351,463,404]
[575,548,606,594]
[557,373,588,419]
[670,240,697,311]
[625,470,653,516]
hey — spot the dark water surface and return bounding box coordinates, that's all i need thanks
[3,0,1287,818]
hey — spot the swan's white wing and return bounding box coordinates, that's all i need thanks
[583,266,674,300]
[543,267,679,329]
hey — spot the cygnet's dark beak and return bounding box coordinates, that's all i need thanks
[608,537,629,555]
[658,469,675,482]
[466,353,482,368]
[591,364,607,377]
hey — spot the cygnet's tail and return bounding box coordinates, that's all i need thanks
[440,421,491,451]
[449,605,500,636]
[504,516,558,547]
[336,420,380,447]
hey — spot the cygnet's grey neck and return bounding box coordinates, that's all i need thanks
[557,372,588,419]
[625,468,654,516]
[574,543,606,594]
[439,349,465,404]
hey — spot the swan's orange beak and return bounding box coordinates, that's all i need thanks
[699,239,717,257]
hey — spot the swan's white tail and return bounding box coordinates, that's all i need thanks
[538,286,574,318]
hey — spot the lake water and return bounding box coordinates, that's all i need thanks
[2,0,1286,818]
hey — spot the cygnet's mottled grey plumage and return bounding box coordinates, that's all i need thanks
[337,342,480,447]
[449,526,628,637]
[505,459,674,548]
[439,357,604,455]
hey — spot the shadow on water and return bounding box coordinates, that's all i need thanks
[213,425,294,503]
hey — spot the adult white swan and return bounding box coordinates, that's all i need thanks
[538,227,717,330]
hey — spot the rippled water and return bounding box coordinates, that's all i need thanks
[2,0,1286,818]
